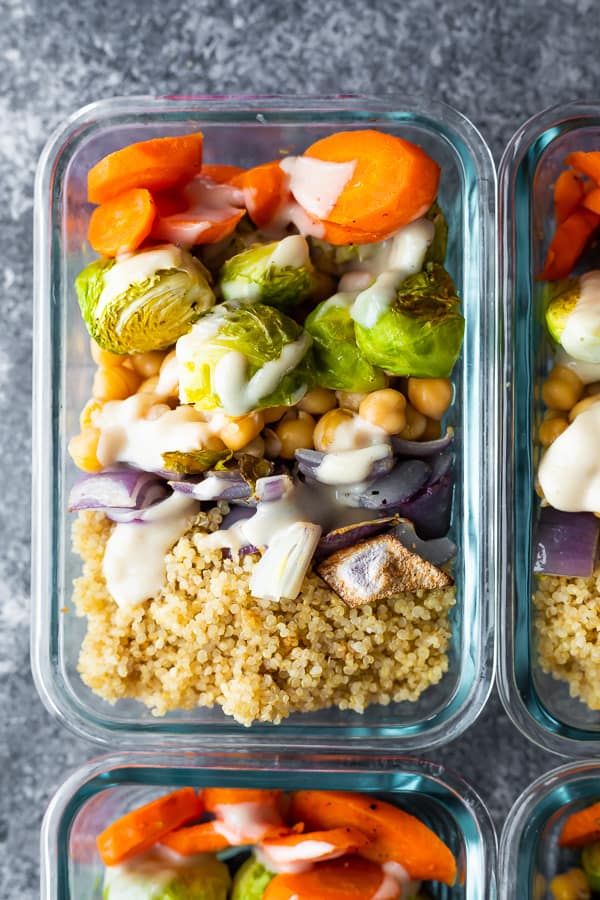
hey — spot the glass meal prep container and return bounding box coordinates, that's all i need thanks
[32,95,496,749]
[40,751,497,900]
[499,100,600,756]
[499,760,600,900]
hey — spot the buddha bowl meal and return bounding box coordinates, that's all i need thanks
[531,149,600,710]
[66,127,462,725]
[545,797,600,899]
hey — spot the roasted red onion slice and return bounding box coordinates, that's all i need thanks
[336,459,431,509]
[255,474,294,503]
[391,519,456,567]
[295,447,394,484]
[394,454,454,540]
[68,468,170,512]
[392,427,454,458]
[315,516,402,561]
[170,472,251,501]
[534,506,600,577]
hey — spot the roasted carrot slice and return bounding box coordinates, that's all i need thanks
[263,856,389,900]
[559,800,600,848]
[160,819,232,855]
[96,787,203,866]
[565,151,600,186]
[88,133,204,204]
[87,188,156,257]
[540,206,600,280]
[304,130,440,236]
[583,187,600,216]
[201,163,245,183]
[554,170,586,224]
[151,176,245,247]
[260,826,369,864]
[203,788,282,811]
[317,218,393,246]
[229,161,289,227]
[288,790,456,885]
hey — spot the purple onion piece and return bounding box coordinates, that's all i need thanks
[169,474,251,501]
[391,519,457,567]
[315,516,402,561]
[68,468,170,512]
[220,506,256,529]
[337,459,431,510]
[255,474,293,503]
[392,428,454,458]
[222,544,260,560]
[534,506,600,577]
[295,447,394,484]
[394,460,454,540]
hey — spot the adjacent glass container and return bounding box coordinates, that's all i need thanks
[498,100,600,755]
[500,760,600,899]
[32,95,496,748]
[41,751,497,899]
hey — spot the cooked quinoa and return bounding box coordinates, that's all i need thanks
[71,510,456,726]
[535,569,600,708]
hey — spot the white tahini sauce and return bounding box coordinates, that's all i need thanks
[538,402,600,511]
[327,415,390,452]
[97,244,200,318]
[314,444,392,485]
[255,840,337,875]
[103,493,199,609]
[211,801,282,844]
[555,348,600,385]
[561,271,600,362]
[372,861,418,900]
[269,234,310,269]
[351,271,405,329]
[280,155,357,219]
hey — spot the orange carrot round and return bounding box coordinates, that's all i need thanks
[152,207,245,247]
[541,206,600,280]
[96,787,203,866]
[201,164,245,183]
[229,161,289,227]
[554,170,586,225]
[288,790,456,885]
[317,218,393,246]
[160,819,232,855]
[559,800,600,848]
[304,130,440,236]
[583,187,600,216]
[565,151,600,186]
[87,188,156,257]
[88,133,204,204]
[262,856,388,900]
[260,826,369,863]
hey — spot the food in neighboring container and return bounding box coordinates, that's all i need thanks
[533,148,600,710]
[91,787,453,899]
[548,799,600,899]
[68,128,461,725]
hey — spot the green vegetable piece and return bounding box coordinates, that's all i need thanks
[177,302,314,415]
[219,235,318,309]
[161,449,233,475]
[230,856,275,900]
[76,244,215,354]
[354,263,465,378]
[237,454,274,489]
[308,237,367,276]
[102,850,231,899]
[424,201,448,265]
[544,278,581,345]
[305,292,388,391]
[583,842,600,891]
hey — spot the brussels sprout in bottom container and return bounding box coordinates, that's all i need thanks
[41,752,496,900]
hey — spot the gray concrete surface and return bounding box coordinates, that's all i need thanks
[1,0,595,894]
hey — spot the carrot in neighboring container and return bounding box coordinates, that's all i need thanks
[583,187,600,216]
[554,170,586,225]
[201,163,245,183]
[559,800,600,848]
[540,206,600,281]
[203,788,283,811]
[87,188,157,257]
[304,129,440,237]
[262,855,392,900]
[88,133,204,204]
[160,819,232,855]
[565,151,600,186]
[229,161,289,227]
[288,789,456,885]
[96,787,203,866]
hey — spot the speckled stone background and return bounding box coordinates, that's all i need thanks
[1,0,599,894]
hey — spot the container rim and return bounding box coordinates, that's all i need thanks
[31,93,497,750]
[41,749,498,900]
[497,98,600,756]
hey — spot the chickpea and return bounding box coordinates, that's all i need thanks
[68,428,102,472]
[93,365,142,401]
[542,365,584,411]
[539,416,569,446]
[407,377,453,420]
[262,405,289,424]
[220,412,265,451]
[89,339,126,368]
[79,398,103,430]
[146,403,171,421]
[335,391,368,412]
[549,868,591,900]
[568,394,600,422]
[359,389,406,434]
[204,434,228,452]
[263,427,282,459]
[137,375,160,394]
[299,387,337,415]
[586,382,600,397]
[130,350,166,378]
[397,403,427,441]
[422,417,442,441]
[314,408,355,452]
[275,411,316,459]
[533,872,547,900]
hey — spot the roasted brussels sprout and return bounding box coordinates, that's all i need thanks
[102,849,231,899]
[545,271,600,362]
[219,235,319,309]
[230,856,275,900]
